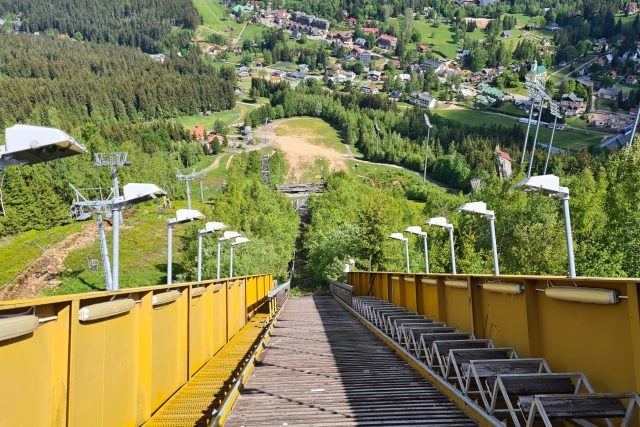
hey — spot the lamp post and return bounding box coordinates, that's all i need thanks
[543,103,563,175]
[167,209,205,285]
[523,76,551,176]
[404,226,430,274]
[521,79,538,164]
[388,232,410,273]
[197,221,227,282]
[229,236,249,278]
[0,124,87,170]
[217,230,240,279]
[423,113,433,183]
[457,202,499,276]
[111,183,167,291]
[515,174,576,278]
[425,217,456,274]
[630,101,640,147]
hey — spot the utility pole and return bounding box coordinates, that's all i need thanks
[630,101,640,147]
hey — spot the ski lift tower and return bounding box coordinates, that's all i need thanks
[94,152,131,214]
[69,184,115,290]
[176,168,205,209]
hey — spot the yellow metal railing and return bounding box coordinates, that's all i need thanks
[0,274,273,427]
[348,272,640,397]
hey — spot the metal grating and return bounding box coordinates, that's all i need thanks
[145,314,270,427]
[224,297,475,426]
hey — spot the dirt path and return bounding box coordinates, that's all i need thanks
[0,223,97,300]
[225,154,235,169]
[255,119,347,182]
[202,153,225,173]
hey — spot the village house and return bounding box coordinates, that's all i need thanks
[354,37,366,47]
[494,148,513,179]
[397,73,411,83]
[347,17,357,26]
[191,126,206,141]
[624,2,639,14]
[367,70,382,81]
[559,93,587,116]
[627,75,638,85]
[597,87,621,100]
[421,59,447,75]
[361,85,379,94]
[409,91,438,109]
[546,22,560,31]
[502,30,512,38]
[360,50,372,67]
[362,27,379,36]
[417,45,429,53]
[376,34,398,49]
[389,89,403,101]
[588,113,614,128]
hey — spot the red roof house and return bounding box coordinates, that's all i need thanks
[191,125,205,140]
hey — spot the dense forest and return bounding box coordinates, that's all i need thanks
[0,33,237,236]
[0,121,205,237]
[0,34,236,129]
[306,141,640,281]
[245,78,599,190]
[0,0,200,52]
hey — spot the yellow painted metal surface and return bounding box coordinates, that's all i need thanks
[145,313,270,427]
[349,272,640,396]
[0,274,272,427]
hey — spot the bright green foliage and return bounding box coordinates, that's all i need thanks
[180,152,299,282]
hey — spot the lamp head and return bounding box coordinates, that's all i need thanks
[404,225,426,236]
[220,230,241,241]
[388,232,407,241]
[457,201,495,218]
[169,209,205,225]
[0,125,87,168]
[425,217,453,229]
[232,236,249,246]
[113,183,167,209]
[514,174,569,199]
[200,221,227,234]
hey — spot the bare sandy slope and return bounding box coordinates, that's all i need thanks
[0,223,97,300]
[262,119,347,182]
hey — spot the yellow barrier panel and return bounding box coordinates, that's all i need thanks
[349,272,640,396]
[0,274,272,427]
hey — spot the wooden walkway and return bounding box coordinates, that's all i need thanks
[225,297,475,426]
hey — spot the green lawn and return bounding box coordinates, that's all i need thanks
[410,19,458,59]
[177,110,241,130]
[436,108,605,150]
[0,222,83,286]
[193,0,241,35]
[271,61,300,72]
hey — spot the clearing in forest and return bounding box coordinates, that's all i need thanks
[262,117,348,182]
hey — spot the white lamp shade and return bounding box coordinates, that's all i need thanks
[233,236,249,245]
[222,231,241,240]
[172,209,205,224]
[404,225,425,236]
[388,232,407,241]
[202,221,227,233]
[425,217,452,228]
[115,183,167,208]
[457,201,494,217]
[514,174,569,198]
[1,124,86,166]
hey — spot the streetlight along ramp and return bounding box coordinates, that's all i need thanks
[224,297,475,426]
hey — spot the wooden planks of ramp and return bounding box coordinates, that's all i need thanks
[224,297,475,426]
